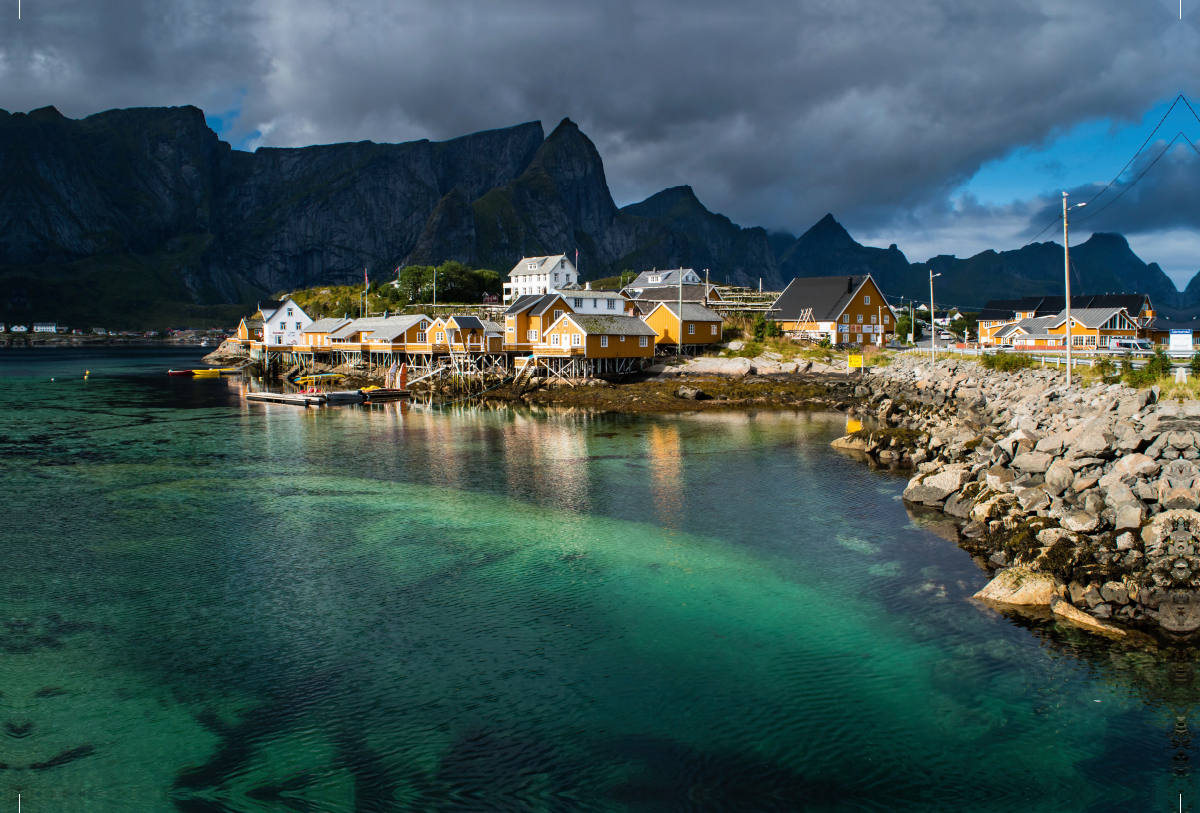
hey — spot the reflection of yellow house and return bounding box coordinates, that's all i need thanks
[641,302,724,346]
[647,424,683,526]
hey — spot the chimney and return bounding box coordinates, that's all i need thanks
[847,277,853,293]
[585,281,592,290]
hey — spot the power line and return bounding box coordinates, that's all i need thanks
[1071,131,1198,225]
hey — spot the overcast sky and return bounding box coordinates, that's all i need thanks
[3,0,1199,284]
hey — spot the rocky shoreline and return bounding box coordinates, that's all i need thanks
[832,353,1200,641]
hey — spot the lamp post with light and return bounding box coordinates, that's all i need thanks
[929,271,941,361]
[1063,192,1087,386]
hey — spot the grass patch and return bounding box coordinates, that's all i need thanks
[979,351,1035,372]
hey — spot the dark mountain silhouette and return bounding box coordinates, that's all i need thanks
[0,104,1193,326]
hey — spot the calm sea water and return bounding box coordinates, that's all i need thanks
[1,347,1197,812]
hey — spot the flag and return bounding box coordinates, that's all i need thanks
[364,268,369,288]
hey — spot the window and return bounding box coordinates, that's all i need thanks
[295,322,302,330]
[554,309,564,321]
[574,298,583,307]
[688,324,695,334]
[551,333,560,346]
[863,295,870,305]
[527,330,538,341]
[528,261,537,270]
[649,275,660,283]
[842,314,849,323]
[420,320,428,329]
[607,299,616,309]
[639,336,649,347]
[436,332,445,342]
[857,314,863,323]
[601,336,608,347]
[275,336,282,344]
[506,326,514,333]
[554,273,559,282]
[884,315,890,324]
[565,275,572,283]
[620,335,626,342]
[571,333,581,346]
[711,324,718,335]
[417,332,427,342]
[287,307,294,316]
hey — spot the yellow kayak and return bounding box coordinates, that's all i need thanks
[192,369,221,378]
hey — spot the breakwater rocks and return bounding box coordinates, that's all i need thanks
[832,353,1200,640]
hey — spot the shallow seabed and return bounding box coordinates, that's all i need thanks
[0,347,1195,812]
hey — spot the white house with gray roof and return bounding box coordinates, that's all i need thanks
[504,255,578,304]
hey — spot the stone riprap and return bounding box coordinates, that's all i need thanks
[833,353,1200,638]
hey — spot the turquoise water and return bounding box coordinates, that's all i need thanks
[0,347,1196,811]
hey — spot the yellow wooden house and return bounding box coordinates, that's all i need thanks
[641,302,724,346]
[768,275,894,345]
[301,318,352,348]
[536,313,657,373]
[503,293,575,352]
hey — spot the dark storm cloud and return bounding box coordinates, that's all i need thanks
[1031,136,1200,236]
[0,0,1196,239]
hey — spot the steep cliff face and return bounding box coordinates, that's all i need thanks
[0,104,1192,328]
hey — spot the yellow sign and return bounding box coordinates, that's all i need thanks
[848,355,864,368]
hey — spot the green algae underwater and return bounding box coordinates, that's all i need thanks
[0,347,1198,812]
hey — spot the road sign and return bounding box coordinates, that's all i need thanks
[848,355,864,369]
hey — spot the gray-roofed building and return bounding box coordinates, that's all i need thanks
[642,301,725,346]
[331,317,391,343]
[504,255,578,304]
[625,268,703,292]
[363,315,428,343]
[769,274,895,345]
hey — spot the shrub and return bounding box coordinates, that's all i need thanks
[980,351,1034,372]
[1190,351,1200,378]
[1095,356,1118,384]
[818,337,831,349]
[1123,347,1171,388]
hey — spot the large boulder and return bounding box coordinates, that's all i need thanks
[1061,510,1101,533]
[903,467,973,503]
[1098,454,1160,488]
[1012,451,1053,473]
[1045,461,1074,496]
[974,568,1060,605]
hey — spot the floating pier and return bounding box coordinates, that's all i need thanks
[246,392,327,406]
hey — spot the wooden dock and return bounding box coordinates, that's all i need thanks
[246,392,327,406]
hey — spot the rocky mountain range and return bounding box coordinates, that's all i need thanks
[0,104,1195,327]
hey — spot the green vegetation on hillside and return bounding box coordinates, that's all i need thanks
[282,262,502,318]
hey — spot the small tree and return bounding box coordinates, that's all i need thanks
[896,315,922,343]
[1189,351,1200,378]
[751,313,767,342]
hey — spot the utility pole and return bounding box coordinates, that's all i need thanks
[677,268,684,362]
[929,270,941,361]
[1063,193,1086,387]
[433,267,438,309]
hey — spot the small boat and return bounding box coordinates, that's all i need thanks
[191,369,221,378]
[168,369,194,376]
[168,368,224,378]
[325,390,366,404]
[361,387,409,402]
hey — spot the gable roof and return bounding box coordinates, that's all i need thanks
[507,255,570,278]
[647,302,724,322]
[448,315,485,330]
[303,317,352,334]
[504,294,552,315]
[241,316,264,329]
[530,294,570,316]
[628,268,702,288]
[364,315,427,341]
[330,317,390,340]
[770,275,874,322]
[565,314,658,336]
[1051,307,1133,329]
[623,284,717,302]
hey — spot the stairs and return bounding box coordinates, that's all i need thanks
[512,358,536,394]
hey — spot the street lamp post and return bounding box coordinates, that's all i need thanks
[929,270,942,361]
[1063,193,1087,387]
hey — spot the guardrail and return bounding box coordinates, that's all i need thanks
[898,346,1190,370]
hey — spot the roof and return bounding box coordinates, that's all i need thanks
[504,294,552,315]
[623,284,715,302]
[507,255,569,278]
[530,295,569,316]
[482,320,503,333]
[1051,307,1131,329]
[1000,316,1059,337]
[448,315,485,330]
[364,315,427,341]
[330,317,390,340]
[648,302,724,321]
[258,299,284,312]
[303,317,351,334]
[566,314,658,336]
[628,268,703,288]
[558,289,622,299]
[770,275,873,322]
[242,316,264,329]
